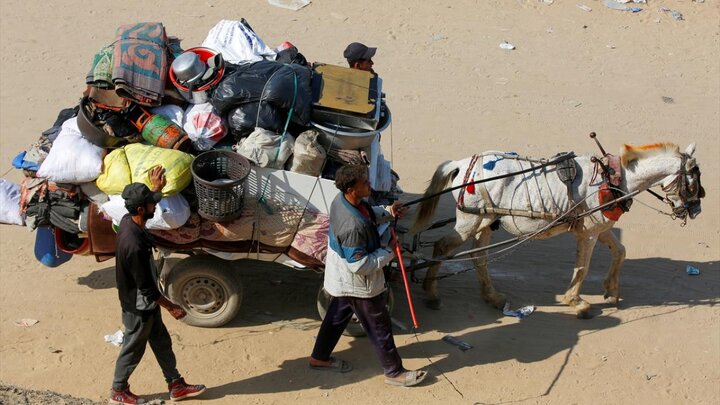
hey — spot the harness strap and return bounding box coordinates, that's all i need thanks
[458,205,559,220]
[457,154,480,210]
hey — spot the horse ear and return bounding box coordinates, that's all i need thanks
[620,144,638,167]
[685,143,696,156]
[685,157,697,171]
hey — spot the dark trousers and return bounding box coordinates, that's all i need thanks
[112,309,181,390]
[311,293,404,377]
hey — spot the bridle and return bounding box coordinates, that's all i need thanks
[656,153,705,224]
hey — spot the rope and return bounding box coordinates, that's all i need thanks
[256,66,298,210]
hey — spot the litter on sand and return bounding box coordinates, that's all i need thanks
[659,7,684,20]
[604,0,642,12]
[577,4,592,12]
[686,265,700,275]
[104,330,124,346]
[503,303,536,319]
[268,0,311,11]
[499,42,516,50]
[14,318,39,327]
[442,335,473,351]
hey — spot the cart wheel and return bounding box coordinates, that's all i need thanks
[166,256,242,328]
[316,286,395,337]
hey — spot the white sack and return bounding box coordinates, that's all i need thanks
[288,129,326,176]
[37,117,104,183]
[235,128,294,169]
[100,194,191,230]
[183,103,227,151]
[201,20,276,64]
[0,179,24,225]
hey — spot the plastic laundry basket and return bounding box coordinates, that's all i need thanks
[191,150,251,222]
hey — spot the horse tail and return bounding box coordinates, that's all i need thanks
[410,160,461,234]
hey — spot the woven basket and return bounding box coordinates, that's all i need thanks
[191,151,251,222]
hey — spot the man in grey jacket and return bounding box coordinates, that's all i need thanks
[309,164,427,387]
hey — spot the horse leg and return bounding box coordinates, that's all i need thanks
[472,229,506,309]
[562,235,598,319]
[598,229,626,305]
[423,230,467,310]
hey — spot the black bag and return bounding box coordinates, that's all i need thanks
[228,102,284,139]
[212,61,313,126]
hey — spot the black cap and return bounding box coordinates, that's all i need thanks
[122,183,162,211]
[343,42,376,61]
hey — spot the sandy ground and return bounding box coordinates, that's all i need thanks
[1,1,718,404]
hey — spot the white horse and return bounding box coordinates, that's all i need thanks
[411,143,704,318]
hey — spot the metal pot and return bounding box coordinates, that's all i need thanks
[171,52,206,86]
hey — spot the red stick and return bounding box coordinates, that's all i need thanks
[391,228,419,329]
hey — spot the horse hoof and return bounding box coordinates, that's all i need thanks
[576,310,593,320]
[424,299,442,310]
[603,295,619,305]
[483,293,506,309]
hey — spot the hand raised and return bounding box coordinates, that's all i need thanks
[149,165,167,193]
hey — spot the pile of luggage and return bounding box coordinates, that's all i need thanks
[0,19,398,268]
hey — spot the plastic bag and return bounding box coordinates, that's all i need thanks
[288,129,326,176]
[235,128,294,169]
[101,193,191,230]
[211,60,284,114]
[183,103,227,150]
[96,143,193,197]
[261,63,312,125]
[201,19,276,65]
[211,60,312,125]
[228,102,284,138]
[95,148,131,196]
[36,117,104,183]
[150,104,184,127]
[0,179,24,225]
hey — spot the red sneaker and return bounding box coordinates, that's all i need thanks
[168,377,206,401]
[109,386,146,404]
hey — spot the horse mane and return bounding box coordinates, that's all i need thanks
[620,143,680,167]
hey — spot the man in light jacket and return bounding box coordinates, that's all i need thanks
[308,164,428,387]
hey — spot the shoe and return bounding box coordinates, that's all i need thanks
[109,386,146,404]
[168,377,206,401]
[308,357,353,373]
[384,369,428,387]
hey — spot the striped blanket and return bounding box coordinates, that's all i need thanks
[112,22,168,106]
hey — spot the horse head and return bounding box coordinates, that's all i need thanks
[622,143,705,221]
[663,143,705,220]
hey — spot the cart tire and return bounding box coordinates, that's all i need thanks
[316,286,394,337]
[166,256,242,328]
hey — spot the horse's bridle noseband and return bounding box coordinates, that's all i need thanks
[660,153,704,221]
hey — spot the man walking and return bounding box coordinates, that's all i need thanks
[309,164,427,387]
[109,166,206,404]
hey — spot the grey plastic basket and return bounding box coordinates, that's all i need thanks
[191,150,251,222]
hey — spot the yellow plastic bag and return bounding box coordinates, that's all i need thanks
[96,148,131,196]
[124,144,194,196]
[96,144,194,197]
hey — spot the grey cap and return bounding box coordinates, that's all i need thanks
[343,42,376,60]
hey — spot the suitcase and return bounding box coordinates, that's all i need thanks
[310,63,383,131]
